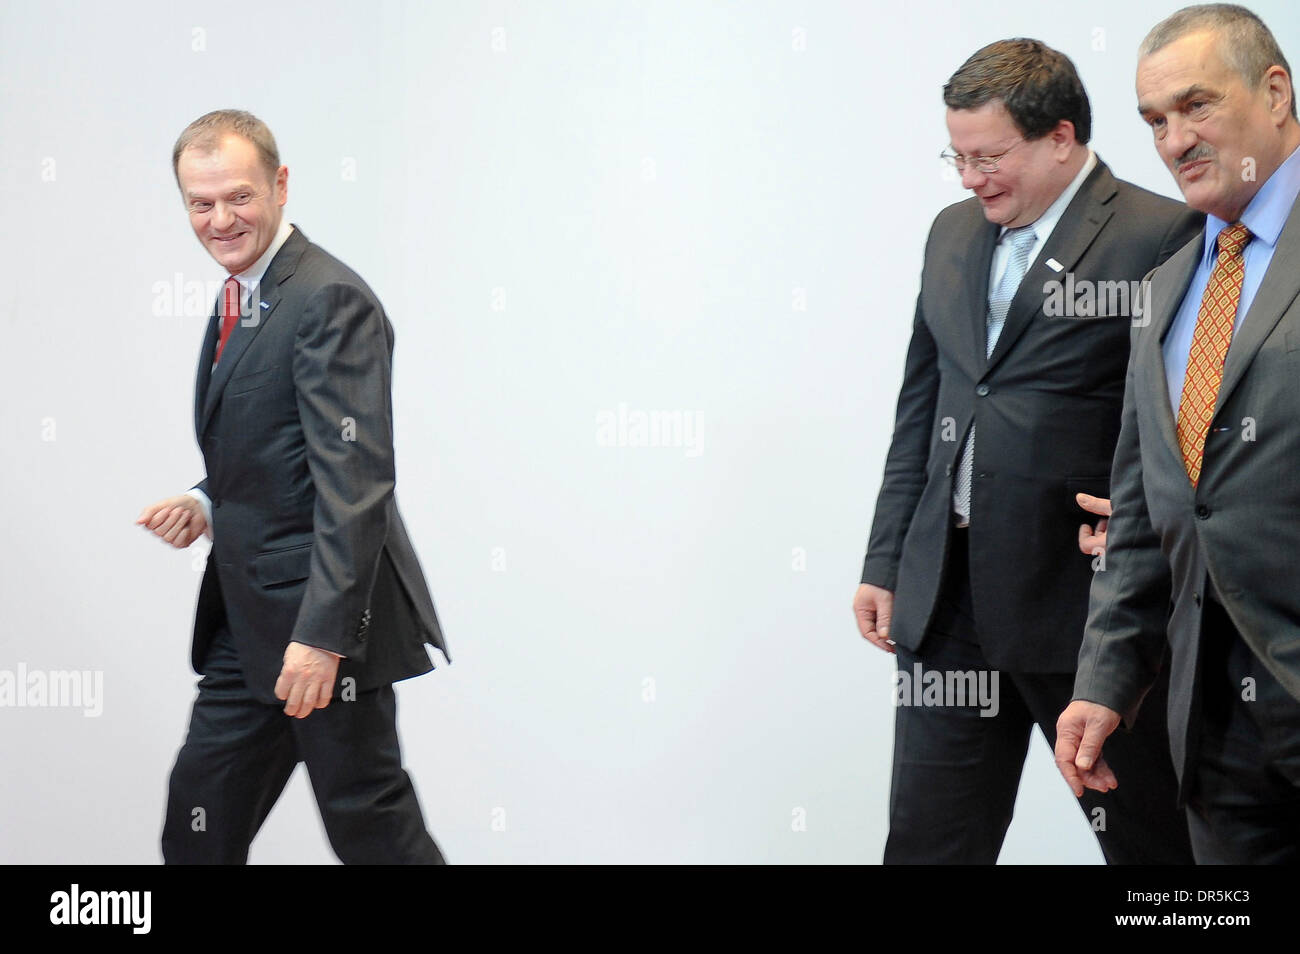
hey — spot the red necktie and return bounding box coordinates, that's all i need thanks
[213,275,241,366]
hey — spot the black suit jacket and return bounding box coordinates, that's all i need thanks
[190,225,448,703]
[862,159,1203,672]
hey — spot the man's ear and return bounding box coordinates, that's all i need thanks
[1264,65,1294,124]
[1052,119,1078,155]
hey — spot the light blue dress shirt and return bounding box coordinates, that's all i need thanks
[1163,143,1300,414]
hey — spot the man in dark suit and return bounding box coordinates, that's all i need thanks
[1057,4,1300,864]
[137,109,449,864]
[853,39,1203,863]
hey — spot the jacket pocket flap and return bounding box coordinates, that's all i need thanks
[227,366,277,395]
[254,543,312,586]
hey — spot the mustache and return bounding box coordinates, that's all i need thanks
[1174,145,1215,170]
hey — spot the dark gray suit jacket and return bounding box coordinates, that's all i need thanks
[862,159,1203,672]
[1075,192,1300,790]
[190,225,448,703]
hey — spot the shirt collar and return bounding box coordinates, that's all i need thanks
[1000,148,1097,244]
[1201,142,1300,265]
[231,217,294,291]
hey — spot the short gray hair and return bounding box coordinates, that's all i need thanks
[1141,4,1296,119]
[172,109,281,185]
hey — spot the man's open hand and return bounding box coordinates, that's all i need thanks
[137,494,211,548]
[275,641,341,718]
[1055,700,1122,796]
[1076,493,1112,556]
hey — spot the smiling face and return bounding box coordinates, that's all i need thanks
[1137,30,1292,221]
[177,133,287,275]
[945,100,1078,228]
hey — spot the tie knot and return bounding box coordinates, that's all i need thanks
[1217,222,1251,257]
[221,275,242,320]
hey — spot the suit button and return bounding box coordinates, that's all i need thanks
[945,464,953,476]
[975,384,990,397]
[1194,592,1202,607]
[1195,504,1211,519]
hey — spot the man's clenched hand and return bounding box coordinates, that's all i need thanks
[1055,699,1122,796]
[854,583,896,653]
[137,494,211,548]
[1076,493,1112,557]
[275,641,341,718]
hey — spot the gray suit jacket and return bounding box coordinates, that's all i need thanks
[190,225,448,703]
[1075,192,1300,791]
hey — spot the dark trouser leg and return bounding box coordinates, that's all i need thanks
[885,529,1032,863]
[1186,599,1300,864]
[161,625,298,864]
[884,633,1033,863]
[293,685,445,864]
[1012,666,1193,864]
[885,528,1191,864]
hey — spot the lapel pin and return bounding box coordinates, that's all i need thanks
[1045,258,1064,273]
[260,301,270,309]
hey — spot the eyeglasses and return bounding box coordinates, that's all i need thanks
[939,138,1026,173]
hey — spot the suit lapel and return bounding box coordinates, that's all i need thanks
[1215,194,1300,417]
[193,300,220,443]
[1144,236,1202,466]
[965,221,999,375]
[196,226,308,438]
[986,162,1116,373]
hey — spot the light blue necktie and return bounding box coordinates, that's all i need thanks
[952,225,1037,525]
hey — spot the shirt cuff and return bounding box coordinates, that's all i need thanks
[185,487,213,533]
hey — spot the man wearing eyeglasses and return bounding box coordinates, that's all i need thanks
[853,38,1202,863]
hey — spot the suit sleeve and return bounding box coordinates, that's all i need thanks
[861,287,939,590]
[289,280,395,658]
[1073,315,1172,725]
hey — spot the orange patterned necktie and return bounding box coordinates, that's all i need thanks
[1176,222,1252,486]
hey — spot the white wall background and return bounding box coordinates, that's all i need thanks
[3,0,1295,864]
